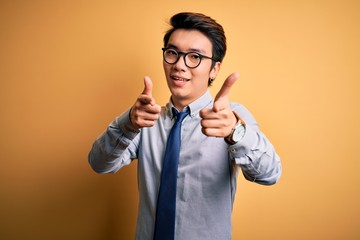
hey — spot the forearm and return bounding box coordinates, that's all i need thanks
[229,126,282,185]
[228,104,282,185]
[88,109,140,174]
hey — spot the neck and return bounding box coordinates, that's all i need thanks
[171,97,190,112]
[170,90,209,112]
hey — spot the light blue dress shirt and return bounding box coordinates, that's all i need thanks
[88,91,282,240]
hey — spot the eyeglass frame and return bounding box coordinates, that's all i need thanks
[162,47,216,69]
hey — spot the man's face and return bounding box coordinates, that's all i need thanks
[163,29,220,109]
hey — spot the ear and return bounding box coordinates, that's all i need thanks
[210,61,221,79]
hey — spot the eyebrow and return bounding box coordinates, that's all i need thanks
[166,44,205,54]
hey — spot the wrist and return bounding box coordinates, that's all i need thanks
[129,107,141,130]
[224,111,246,145]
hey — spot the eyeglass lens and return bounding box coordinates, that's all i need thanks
[163,49,201,68]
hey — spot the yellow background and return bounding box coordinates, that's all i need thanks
[1,0,359,239]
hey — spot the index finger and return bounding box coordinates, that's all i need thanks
[142,76,153,96]
[214,72,240,101]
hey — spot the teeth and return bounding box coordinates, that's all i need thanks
[173,76,188,82]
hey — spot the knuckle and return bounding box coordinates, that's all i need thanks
[201,127,208,135]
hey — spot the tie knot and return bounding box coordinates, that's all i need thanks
[172,108,189,123]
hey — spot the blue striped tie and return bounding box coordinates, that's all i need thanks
[153,108,189,240]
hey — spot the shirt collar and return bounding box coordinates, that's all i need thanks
[166,91,213,119]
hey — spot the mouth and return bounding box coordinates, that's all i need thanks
[171,75,190,82]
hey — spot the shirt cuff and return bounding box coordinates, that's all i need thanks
[227,126,257,165]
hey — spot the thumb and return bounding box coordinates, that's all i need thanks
[214,72,239,102]
[142,76,153,96]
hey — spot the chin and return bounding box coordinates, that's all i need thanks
[170,89,188,99]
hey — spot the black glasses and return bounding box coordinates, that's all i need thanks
[162,47,215,69]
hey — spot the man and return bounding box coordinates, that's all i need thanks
[89,12,282,240]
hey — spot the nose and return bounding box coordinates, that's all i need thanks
[172,54,187,71]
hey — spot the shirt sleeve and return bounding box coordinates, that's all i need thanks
[228,103,282,185]
[88,109,140,174]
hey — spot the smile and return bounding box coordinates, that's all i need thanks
[172,75,190,82]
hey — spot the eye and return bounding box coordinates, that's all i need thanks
[188,53,200,60]
[166,49,178,56]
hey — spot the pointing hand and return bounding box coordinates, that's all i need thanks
[199,73,240,137]
[130,76,161,129]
